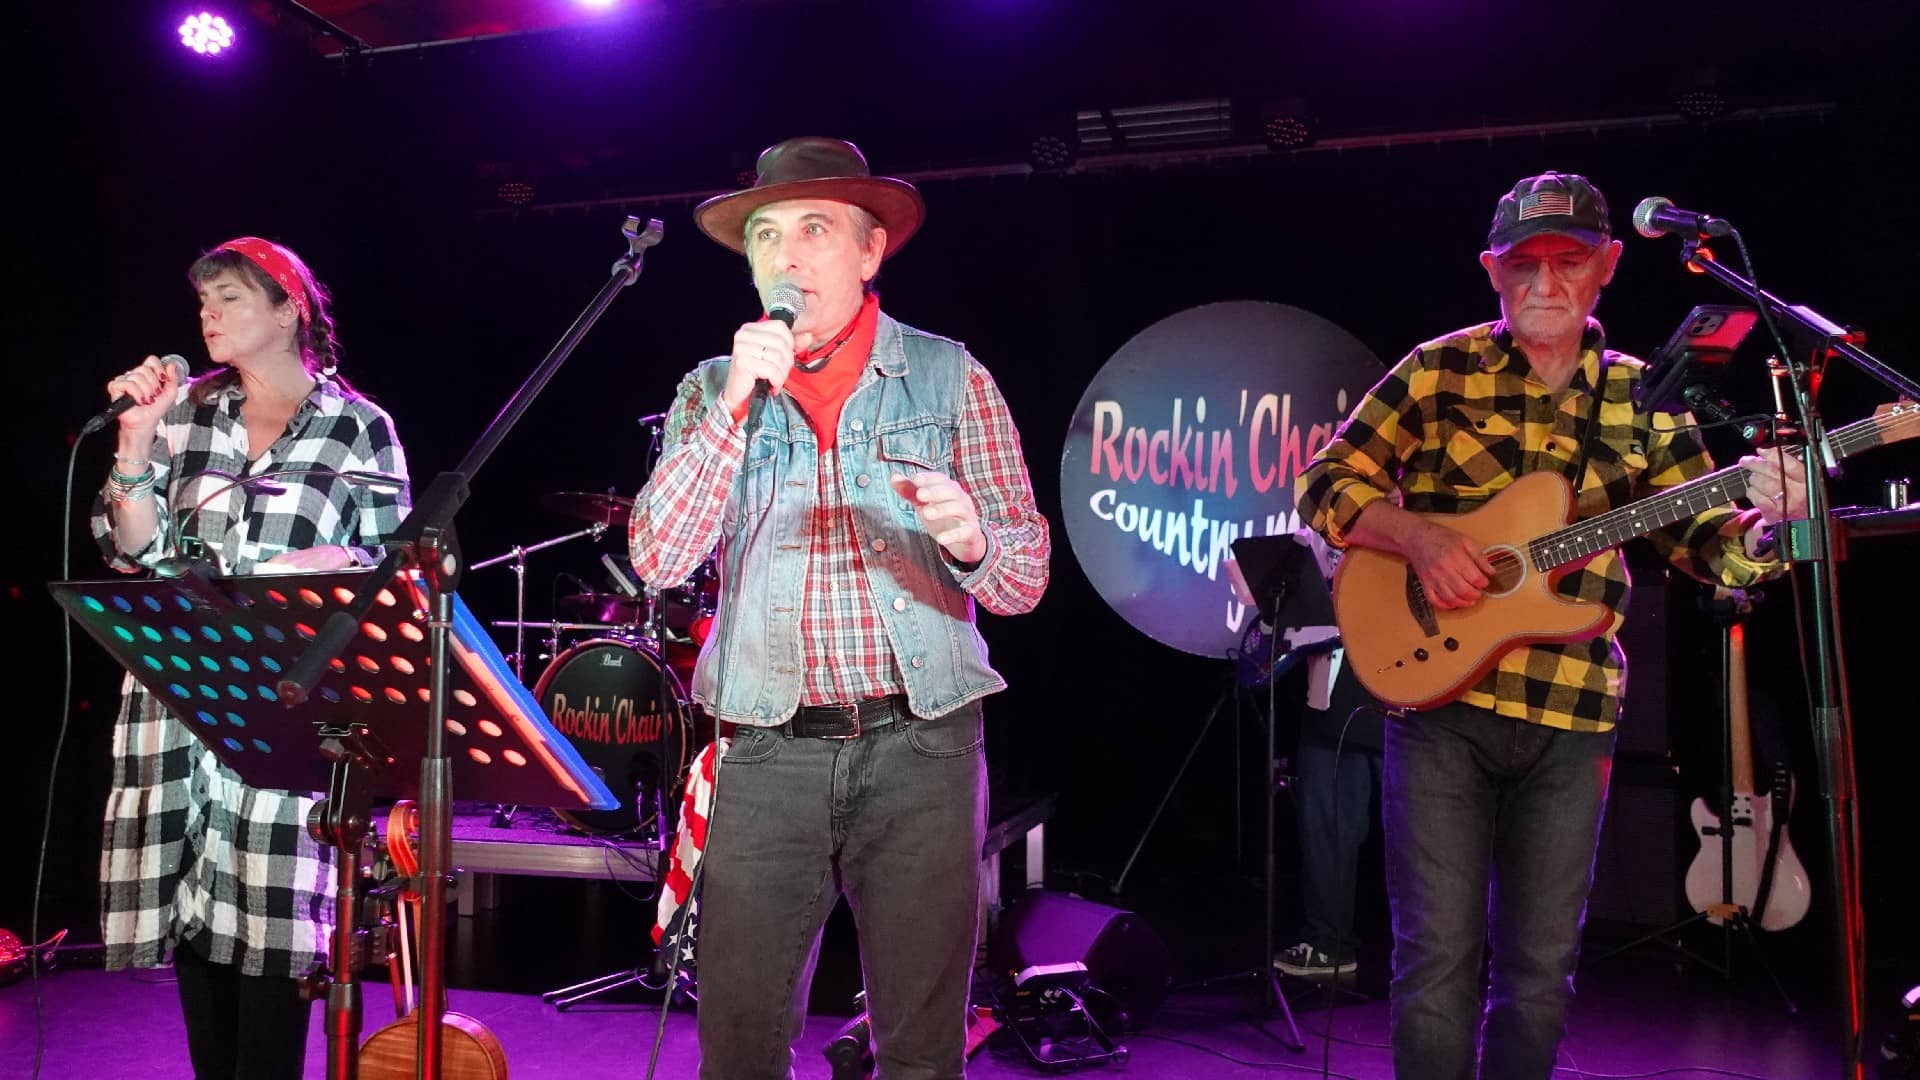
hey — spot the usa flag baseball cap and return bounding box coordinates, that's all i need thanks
[1488,171,1611,253]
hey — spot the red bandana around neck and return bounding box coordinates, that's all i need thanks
[783,292,879,449]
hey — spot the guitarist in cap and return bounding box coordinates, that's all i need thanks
[1295,171,1806,1080]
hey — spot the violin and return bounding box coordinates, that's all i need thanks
[358,1013,508,1080]
[359,801,510,1079]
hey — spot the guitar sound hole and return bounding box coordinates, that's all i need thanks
[1482,546,1527,597]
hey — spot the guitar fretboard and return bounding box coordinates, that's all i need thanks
[1527,407,1910,572]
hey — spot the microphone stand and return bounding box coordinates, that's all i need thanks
[274,217,663,1080]
[1678,236,1916,1079]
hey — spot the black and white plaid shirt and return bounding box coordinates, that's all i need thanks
[90,373,410,976]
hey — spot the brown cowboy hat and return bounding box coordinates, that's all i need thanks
[694,137,925,258]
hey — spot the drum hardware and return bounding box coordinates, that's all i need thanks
[471,520,609,683]
[541,490,635,531]
[471,513,617,832]
[531,638,696,838]
[520,552,715,843]
[556,590,652,624]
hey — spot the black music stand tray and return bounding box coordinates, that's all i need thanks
[52,567,617,1080]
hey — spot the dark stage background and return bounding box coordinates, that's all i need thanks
[8,0,1916,1032]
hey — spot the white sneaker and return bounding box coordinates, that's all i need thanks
[1273,941,1357,978]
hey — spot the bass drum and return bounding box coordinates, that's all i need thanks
[533,639,693,836]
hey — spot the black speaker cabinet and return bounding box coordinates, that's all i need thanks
[988,889,1172,1030]
[1587,754,1688,928]
[1588,572,1688,928]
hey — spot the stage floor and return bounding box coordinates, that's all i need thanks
[2,957,1832,1079]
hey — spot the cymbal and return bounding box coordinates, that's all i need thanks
[543,491,634,527]
[556,591,650,624]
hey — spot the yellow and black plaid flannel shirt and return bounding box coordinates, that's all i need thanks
[1296,319,1784,732]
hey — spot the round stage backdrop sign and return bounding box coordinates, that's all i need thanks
[1060,301,1384,658]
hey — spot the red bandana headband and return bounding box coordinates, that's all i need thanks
[217,237,310,325]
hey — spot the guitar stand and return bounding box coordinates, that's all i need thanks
[1583,588,1796,1015]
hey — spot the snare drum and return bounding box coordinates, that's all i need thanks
[533,638,693,836]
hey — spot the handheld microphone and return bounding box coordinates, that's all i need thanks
[83,354,189,435]
[766,279,805,328]
[1632,196,1733,240]
[748,279,807,425]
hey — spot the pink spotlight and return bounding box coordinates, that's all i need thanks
[178,12,236,55]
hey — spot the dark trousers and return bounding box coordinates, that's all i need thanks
[173,940,311,1080]
[1293,731,1382,963]
[696,702,987,1080]
[1382,702,1615,1080]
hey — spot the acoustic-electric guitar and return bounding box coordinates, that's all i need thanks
[1332,401,1917,710]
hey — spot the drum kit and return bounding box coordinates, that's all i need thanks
[476,477,718,842]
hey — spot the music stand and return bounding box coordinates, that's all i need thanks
[51,567,618,1080]
[1130,534,1331,1051]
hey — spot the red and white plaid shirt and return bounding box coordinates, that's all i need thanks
[631,332,1048,707]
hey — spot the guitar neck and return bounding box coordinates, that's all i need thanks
[1530,409,1903,573]
[1729,621,1754,792]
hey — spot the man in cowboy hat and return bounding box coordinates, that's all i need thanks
[630,136,1051,1078]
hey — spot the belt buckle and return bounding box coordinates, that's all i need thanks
[818,703,862,739]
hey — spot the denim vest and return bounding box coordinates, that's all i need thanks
[690,312,1008,725]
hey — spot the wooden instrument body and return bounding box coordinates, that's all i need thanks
[358,1013,509,1080]
[359,799,510,1079]
[1330,401,1916,710]
[1332,471,1611,710]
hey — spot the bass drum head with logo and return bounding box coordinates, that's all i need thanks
[532,639,690,836]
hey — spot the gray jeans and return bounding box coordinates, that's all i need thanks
[696,701,986,1080]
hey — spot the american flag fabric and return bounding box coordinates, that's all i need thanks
[652,738,725,978]
[1295,319,1783,732]
[1518,190,1575,220]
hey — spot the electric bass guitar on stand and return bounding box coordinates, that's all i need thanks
[1684,612,1811,931]
[1332,402,1917,710]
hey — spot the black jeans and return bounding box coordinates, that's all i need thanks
[1293,731,1382,963]
[696,702,987,1080]
[173,940,312,1079]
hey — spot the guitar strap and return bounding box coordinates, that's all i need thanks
[1559,351,1611,505]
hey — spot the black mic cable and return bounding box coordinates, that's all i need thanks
[36,370,189,1079]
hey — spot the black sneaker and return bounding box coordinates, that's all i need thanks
[1273,941,1357,978]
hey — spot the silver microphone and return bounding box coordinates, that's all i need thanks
[1632,196,1733,240]
[766,279,805,327]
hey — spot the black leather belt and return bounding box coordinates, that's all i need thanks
[782,694,910,739]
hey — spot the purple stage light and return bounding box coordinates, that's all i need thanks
[178,12,236,56]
